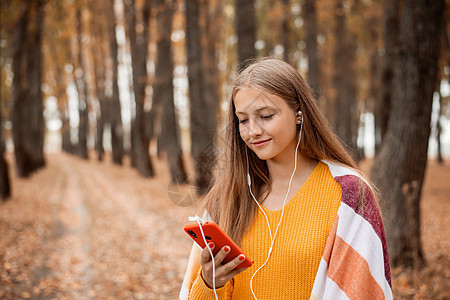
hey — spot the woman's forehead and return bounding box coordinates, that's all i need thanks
[234,88,288,113]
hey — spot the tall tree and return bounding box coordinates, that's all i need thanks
[436,90,444,164]
[154,0,187,184]
[371,0,445,268]
[91,0,108,161]
[234,0,256,65]
[44,1,74,155]
[303,0,320,97]
[0,99,11,200]
[11,0,46,178]
[185,0,216,194]
[280,0,291,63]
[108,0,124,165]
[374,0,399,155]
[436,16,449,165]
[74,5,89,159]
[201,0,222,151]
[332,0,358,159]
[124,0,154,176]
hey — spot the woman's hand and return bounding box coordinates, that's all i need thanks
[200,242,248,289]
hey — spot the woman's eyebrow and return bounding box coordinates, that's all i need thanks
[235,106,274,115]
[254,106,274,112]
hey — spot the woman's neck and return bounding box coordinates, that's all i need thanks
[267,153,316,186]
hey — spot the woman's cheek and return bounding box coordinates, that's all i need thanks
[239,126,248,141]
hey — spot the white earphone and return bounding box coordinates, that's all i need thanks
[189,215,219,300]
[246,110,303,299]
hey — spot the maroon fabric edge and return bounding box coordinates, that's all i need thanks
[335,175,392,286]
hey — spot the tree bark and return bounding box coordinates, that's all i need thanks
[91,1,108,161]
[124,0,154,176]
[201,0,221,167]
[303,0,320,98]
[281,0,290,64]
[185,0,216,194]
[0,98,11,200]
[234,0,256,65]
[11,0,46,178]
[437,16,449,165]
[154,0,187,184]
[43,1,73,156]
[60,101,74,154]
[374,0,399,155]
[436,90,443,164]
[332,1,358,160]
[75,6,89,159]
[371,0,445,268]
[108,0,124,165]
[365,15,379,161]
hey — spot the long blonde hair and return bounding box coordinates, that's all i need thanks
[204,58,358,245]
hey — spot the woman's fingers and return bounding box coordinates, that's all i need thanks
[212,245,231,267]
[200,243,231,267]
[200,245,249,289]
[215,254,247,278]
[200,242,215,264]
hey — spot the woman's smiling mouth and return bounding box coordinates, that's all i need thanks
[252,139,272,147]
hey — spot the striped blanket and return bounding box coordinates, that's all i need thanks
[180,160,392,299]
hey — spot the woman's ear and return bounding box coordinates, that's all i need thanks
[296,110,303,124]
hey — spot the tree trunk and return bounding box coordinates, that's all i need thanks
[332,1,358,160]
[374,0,399,155]
[0,98,11,200]
[11,0,46,178]
[185,0,216,194]
[108,0,124,165]
[281,0,290,64]
[124,0,154,176]
[436,91,443,164]
[91,1,107,162]
[371,0,445,268]
[200,0,221,173]
[75,6,89,159]
[365,15,379,160]
[303,0,319,98]
[60,102,73,154]
[154,0,187,184]
[437,16,449,165]
[234,0,256,65]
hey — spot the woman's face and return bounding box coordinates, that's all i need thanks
[234,88,299,163]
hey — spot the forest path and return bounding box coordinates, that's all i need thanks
[0,152,199,299]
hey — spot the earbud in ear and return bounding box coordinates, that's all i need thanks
[296,110,303,124]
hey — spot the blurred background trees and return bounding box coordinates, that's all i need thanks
[0,0,449,270]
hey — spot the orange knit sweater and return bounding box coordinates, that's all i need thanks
[190,162,342,299]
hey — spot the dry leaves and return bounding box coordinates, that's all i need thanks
[0,152,199,299]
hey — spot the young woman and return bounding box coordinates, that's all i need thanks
[180,58,392,299]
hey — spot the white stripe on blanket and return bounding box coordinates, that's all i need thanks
[337,203,392,298]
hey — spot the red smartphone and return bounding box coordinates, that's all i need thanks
[184,221,254,268]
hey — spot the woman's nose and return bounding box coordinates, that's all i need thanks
[248,119,263,137]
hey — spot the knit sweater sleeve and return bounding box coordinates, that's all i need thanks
[190,268,234,299]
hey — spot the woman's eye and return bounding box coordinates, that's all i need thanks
[238,119,248,124]
[261,114,274,120]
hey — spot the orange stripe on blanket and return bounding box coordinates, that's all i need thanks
[322,215,339,264]
[327,236,384,299]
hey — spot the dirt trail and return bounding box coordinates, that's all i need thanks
[0,153,449,299]
[0,152,199,299]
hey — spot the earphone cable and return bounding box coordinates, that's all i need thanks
[194,216,219,300]
[248,125,303,300]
